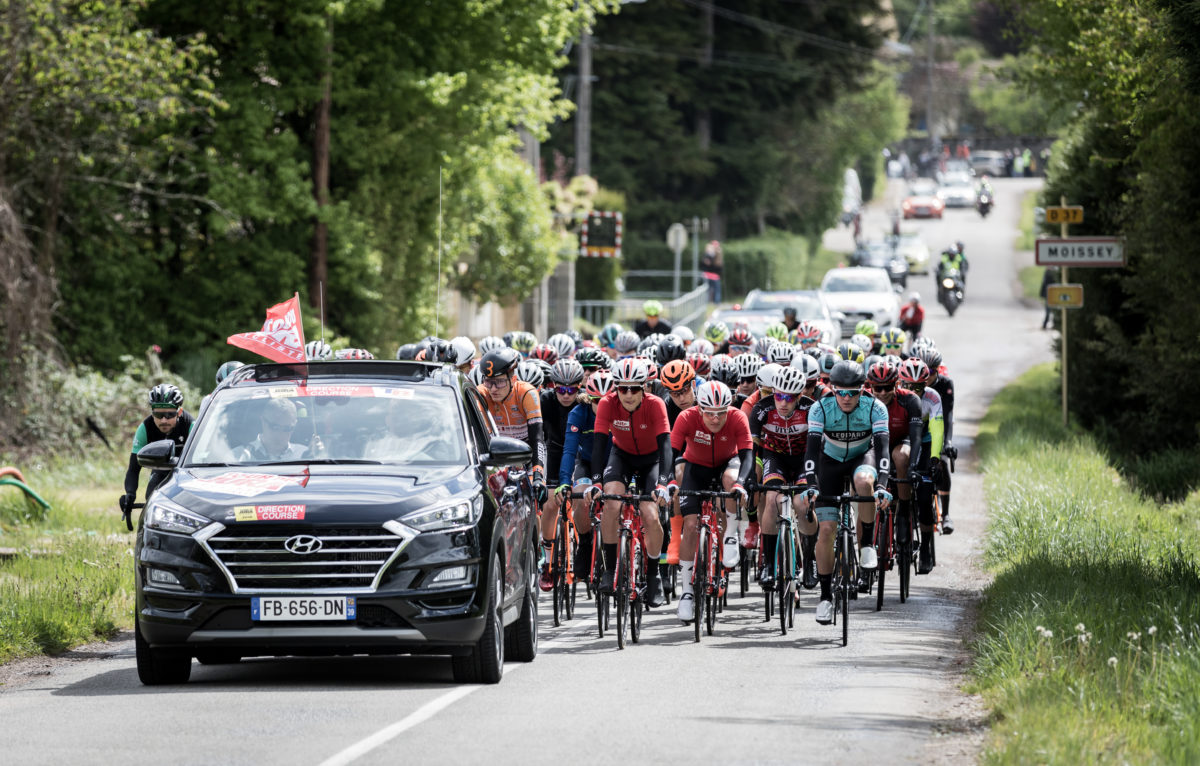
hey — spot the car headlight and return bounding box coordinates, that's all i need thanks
[145,496,213,535]
[405,495,483,532]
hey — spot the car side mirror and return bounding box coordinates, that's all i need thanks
[137,439,178,470]
[832,311,846,322]
[483,436,532,467]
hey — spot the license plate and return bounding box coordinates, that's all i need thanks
[251,596,356,621]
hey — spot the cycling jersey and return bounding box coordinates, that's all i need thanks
[930,372,954,443]
[593,391,669,457]
[740,388,763,416]
[917,387,945,460]
[124,411,194,499]
[559,404,609,487]
[807,395,888,462]
[479,379,545,471]
[670,406,753,469]
[882,390,924,447]
[748,396,815,456]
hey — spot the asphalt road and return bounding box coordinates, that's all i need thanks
[0,177,1052,766]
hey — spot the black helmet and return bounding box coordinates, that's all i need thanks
[574,347,612,371]
[479,347,520,379]
[655,336,686,366]
[148,383,183,409]
[426,340,454,363]
[395,343,419,360]
[829,361,866,388]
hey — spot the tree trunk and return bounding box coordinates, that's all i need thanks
[696,3,713,152]
[310,16,333,305]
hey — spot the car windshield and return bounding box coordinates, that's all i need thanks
[822,272,891,293]
[186,383,469,467]
[909,180,937,196]
[743,294,823,318]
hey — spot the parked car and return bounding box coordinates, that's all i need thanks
[969,150,1006,177]
[133,360,540,685]
[819,267,902,337]
[894,231,932,275]
[850,240,909,288]
[901,178,945,219]
[709,289,841,344]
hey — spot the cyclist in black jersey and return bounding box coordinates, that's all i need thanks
[121,384,193,522]
[916,346,956,534]
[537,359,586,590]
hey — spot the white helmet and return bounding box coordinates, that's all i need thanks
[613,357,649,385]
[772,366,807,395]
[673,326,695,344]
[466,364,484,386]
[449,336,476,365]
[690,338,715,356]
[757,362,782,391]
[695,380,733,410]
[790,353,820,384]
[850,333,873,355]
[305,340,333,361]
[734,352,762,380]
[515,360,545,387]
[547,333,576,360]
[479,336,505,354]
[767,342,795,366]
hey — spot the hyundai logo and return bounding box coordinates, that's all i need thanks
[284,535,323,555]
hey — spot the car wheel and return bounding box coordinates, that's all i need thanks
[506,545,538,663]
[452,552,504,684]
[135,618,191,685]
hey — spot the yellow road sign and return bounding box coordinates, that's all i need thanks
[1045,206,1084,224]
[1047,283,1083,309]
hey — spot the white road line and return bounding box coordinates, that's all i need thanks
[317,616,593,766]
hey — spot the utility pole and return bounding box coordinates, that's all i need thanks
[926,0,935,150]
[575,29,592,176]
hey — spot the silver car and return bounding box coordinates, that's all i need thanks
[709,289,841,344]
[819,267,901,338]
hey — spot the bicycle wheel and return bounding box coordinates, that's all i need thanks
[840,527,853,647]
[694,530,707,643]
[740,547,750,598]
[563,531,576,622]
[875,509,889,613]
[898,511,912,604]
[552,521,565,627]
[705,536,718,636]
[615,534,629,650]
[630,549,643,644]
[778,529,793,636]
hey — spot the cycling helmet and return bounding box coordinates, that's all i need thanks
[898,358,929,387]
[734,352,763,380]
[547,333,576,361]
[794,320,823,346]
[149,383,183,409]
[767,342,794,366]
[509,331,537,356]
[791,354,820,385]
[643,298,664,317]
[426,339,455,363]
[880,327,907,350]
[690,338,715,356]
[479,335,505,355]
[765,322,789,342]
[638,333,663,354]
[916,347,943,374]
[867,360,899,387]
[655,335,687,366]
[613,357,650,385]
[773,366,806,395]
[803,346,822,360]
[757,362,782,391]
[854,319,879,338]
[479,347,520,379]
[215,361,244,385]
[836,342,865,364]
[596,323,623,349]
[644,359,659,382]
[728,327,754,350]
[659,359,696,392]
[339,348,375,360]
[585,370,615,399]
[910,336,936,354]
[709,355,740,388]
[449,336,477,365]
[673,325,694,344]
[549,358,585,386]
[574,347,612,371]
[614,331,640,356]
[529,343,559,365]
[818,352,839,377]
[515,360,545,388]
[752,336,775,359]
[850,333,873,354]
[305,340,333,361]
[564,329,585,350]
[829,360,866,388]
[466,364,484,386]
[686,352,712,377]
[695,380,732,410]
[702,320,729,345]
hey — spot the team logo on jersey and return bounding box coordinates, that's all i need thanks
[570,425,579,432]
[694,430,712,445]
[613,419,630,430]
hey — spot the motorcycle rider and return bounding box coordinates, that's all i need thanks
[937,242,969,287]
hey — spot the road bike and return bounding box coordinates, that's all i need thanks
[572,491,610,638]
[596,489,652,650]
[678,488,740,643]
[549,491,580,626]
[750,483,812,635]
[818,487,875,647]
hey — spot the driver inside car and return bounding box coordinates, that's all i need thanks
[236,398,307,462]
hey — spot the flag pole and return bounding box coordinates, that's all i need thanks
[435,166,444,338]
[319,281,326,346]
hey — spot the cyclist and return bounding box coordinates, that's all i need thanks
[899,293,924,339]
[750,365,819,589]
[878,327,907,358]
[668,380,754,622]
[536,358,586,590]
[802,361,892,625]
[915,346,956,535]
[596,323,623,359]
[557,370,614,577]
[477,347,547,504]
[613,331,641,359]
[793,321,823,351]
[854,319,880,353]
[659,359,698,565]
[586,357,670,607]
[727,326,754,357]
[733,352,762,407]
[546,333,576,361]
[898,358,943,573]
[635,299,673,338]
[122,384,194,520]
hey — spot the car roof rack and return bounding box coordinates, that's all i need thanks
[226,360,456,387]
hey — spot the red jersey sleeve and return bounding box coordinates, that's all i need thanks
[593,392,616,436]
[647,394,669,436]
[671,407,695,454]
[729,408,753,451]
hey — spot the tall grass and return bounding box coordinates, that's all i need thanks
[974,363,1200,763]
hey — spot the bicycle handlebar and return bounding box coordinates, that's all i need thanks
[676,489,740,499]
[746,482,809,495]
[815,494,876,504]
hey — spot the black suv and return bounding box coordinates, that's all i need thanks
[133,361,539,685]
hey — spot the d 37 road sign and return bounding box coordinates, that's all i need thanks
[1035,237,1124,267]
[1046,283,1083,309]
[1045,206,1084,224]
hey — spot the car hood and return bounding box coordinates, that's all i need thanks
[161,464,480,525]
[821,291,898,312]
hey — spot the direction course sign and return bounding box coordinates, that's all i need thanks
[1035,237,1124,267]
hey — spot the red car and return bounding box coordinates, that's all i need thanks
[901,179,945,219]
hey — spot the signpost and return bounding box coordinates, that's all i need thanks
[667,222,688,298]
[1044,206,1083,225]
[1046,284,1083,309]
[579,211,623,258]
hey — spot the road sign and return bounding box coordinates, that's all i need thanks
[666,222,688,254]
[1045,206,1084,224]
[579,211,623,258]
[1046,283,1083,309]
[1035,237,1124,267]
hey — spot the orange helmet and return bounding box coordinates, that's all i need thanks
[659,359,697,393]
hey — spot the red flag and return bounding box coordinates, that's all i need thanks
[227,293,307,364]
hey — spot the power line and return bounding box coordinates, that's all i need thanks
[592,41,820,77]
[675,0,886,60]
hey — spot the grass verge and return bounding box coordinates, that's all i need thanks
[974,362,1200,763]
[1016,189,1037,251]
[1018,265,1044,301]
[0,452,130,664]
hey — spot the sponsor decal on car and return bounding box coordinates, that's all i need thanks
[232,504,307,521]
[181,472,307,498]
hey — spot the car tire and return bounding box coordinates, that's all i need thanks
[506,545,538,663]
[135,618,191,685]
[452,552,504,684]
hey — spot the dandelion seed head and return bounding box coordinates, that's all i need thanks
[1108,657,1119,668]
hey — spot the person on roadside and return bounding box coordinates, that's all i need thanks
[700,240,724,304]
[1040,266,1060,330]
[121,384,194,520]
[634,299,673,339]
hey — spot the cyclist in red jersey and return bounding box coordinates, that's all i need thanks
[865,360,924,510]
[668,380,754,622]
[586,357,670,607]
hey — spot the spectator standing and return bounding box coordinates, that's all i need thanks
[701,240,723,304]
[1040,266,1060,330]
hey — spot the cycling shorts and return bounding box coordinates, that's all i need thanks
[602,448,661,493]
[761,451,807,487]
[814,451,877,524]
[679,458,740,517]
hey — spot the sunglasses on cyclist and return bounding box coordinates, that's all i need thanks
[833,388,861,398]
[730,345,752,353]
[773,392,797,403]
[481,376,509,388]
[152,410,179,420]
[739,376,757,384]
[555,385,579,396]
[700,407,726,417]
[616,385,642,395]
[873,385,895,394]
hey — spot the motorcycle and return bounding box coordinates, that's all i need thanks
[976,192,993,218]
[937,267,965,316]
